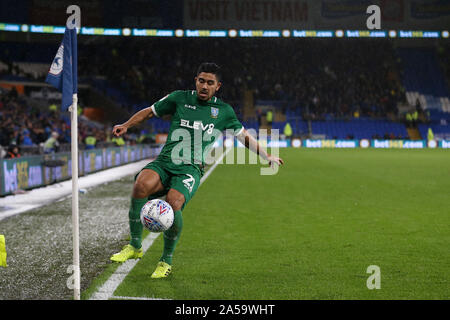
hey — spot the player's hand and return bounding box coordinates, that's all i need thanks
[267,155,284,168]
[112,124,127,137]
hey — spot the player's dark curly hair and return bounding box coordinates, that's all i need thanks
[196,62,222,82]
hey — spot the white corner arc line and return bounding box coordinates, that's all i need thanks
[89,147,232,300]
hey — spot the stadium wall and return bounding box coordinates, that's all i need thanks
[0,145,161,196]
[233,138,450,149]
[2,139,448,196]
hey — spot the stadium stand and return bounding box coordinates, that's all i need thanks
[1,37,450,152]
[399,47,450,119]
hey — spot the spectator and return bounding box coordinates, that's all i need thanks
[266,110,273,128]
[43,131,60,154]
[0,145,5,158]
[22,130,34,146]
[406,112,413,128]
[256,108,262,128]
[6,145,20,158]
[85,131,97,150]
[283,122,293,139]
[427,128,434,141]
[112,136,125,146]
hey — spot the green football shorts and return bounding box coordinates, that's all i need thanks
[136,156,203,210]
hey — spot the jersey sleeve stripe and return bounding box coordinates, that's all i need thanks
[150,104,159,117]
[234,126,244,136]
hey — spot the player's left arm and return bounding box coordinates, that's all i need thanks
[236,129,284,167]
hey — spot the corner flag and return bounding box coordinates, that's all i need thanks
[45,25,81,300]
[46,27,78,110]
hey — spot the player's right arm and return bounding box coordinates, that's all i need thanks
[112,107,154,137]
[113,91,179,137]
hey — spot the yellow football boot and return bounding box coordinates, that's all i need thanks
[110,244,143,262]
[151,261,172,278]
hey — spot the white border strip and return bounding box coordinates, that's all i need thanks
[89,147,231,300]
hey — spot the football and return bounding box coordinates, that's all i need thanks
[140,199,174,232]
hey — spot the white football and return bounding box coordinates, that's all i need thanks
[140,199,174,232]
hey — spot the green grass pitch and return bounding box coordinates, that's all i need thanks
[92,148,450,300]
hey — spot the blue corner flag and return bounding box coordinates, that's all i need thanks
[45,27,78,111]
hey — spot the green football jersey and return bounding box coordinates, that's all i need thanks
[150,90,244,169]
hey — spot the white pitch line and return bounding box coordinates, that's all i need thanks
[89,232,160,300]
[89,147,232,300]
[0,159,151,221]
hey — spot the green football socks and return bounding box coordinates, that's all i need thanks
[129,198,183,265]
[128,197,148,249]
[160,210,183,266]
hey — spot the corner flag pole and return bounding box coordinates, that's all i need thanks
[45,24,80,300]
[70,94,80,300]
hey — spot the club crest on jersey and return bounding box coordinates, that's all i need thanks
[211,107,219,118]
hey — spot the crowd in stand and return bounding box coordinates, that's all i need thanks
[0,88,125,158]
[2,37,447,155]
[265,40,405,120]
[2,38,412,118]
[0,88,60,153]
[77,38,406,120]
[78,38,244,105]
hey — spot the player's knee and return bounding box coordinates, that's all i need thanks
[166,191,185,211]
[132,179,152,198]
[133,170,163,198]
